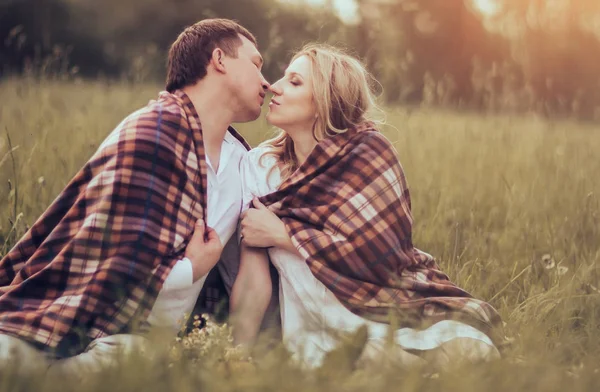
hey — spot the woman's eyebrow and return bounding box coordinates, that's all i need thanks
[287,71,304,80]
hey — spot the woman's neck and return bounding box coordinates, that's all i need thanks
[291,131,318,167]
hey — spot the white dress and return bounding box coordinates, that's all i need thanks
[241,147,497,368]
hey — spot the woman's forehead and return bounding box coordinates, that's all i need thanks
[285,55,311,78]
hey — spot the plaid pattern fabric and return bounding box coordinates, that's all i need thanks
[0,90,249,358]
[260,124,502,342]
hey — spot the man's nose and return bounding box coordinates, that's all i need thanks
[260,73,271,91]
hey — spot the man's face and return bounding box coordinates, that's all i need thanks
[223,35,268,122]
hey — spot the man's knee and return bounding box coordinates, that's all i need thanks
[82,334,152,362]
[427,337,500,370]
[47,334,152,378]
[358,338,427,370]
[0,334,49,373]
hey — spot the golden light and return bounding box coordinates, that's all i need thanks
[472,0,501,17]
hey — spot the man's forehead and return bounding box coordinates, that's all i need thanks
[239,36,260,53]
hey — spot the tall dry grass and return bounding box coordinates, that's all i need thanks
[0,77,599,390]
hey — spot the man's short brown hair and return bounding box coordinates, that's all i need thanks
[166,19,257,93]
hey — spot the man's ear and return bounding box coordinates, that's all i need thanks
[210,48,227,74]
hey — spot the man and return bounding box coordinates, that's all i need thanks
[0,18,269,374]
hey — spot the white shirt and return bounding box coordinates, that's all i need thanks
[147,130,247,332]
[241,146,496,367]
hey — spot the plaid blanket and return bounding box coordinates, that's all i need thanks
[260,124,502,342]
[0,90,248,358]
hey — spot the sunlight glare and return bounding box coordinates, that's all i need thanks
[473,0,501,17]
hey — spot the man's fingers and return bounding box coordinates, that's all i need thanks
[205,226,221,243]
[193,219,205,238]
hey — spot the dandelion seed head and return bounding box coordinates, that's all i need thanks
[557,265,568,276]
[542,254,556,269]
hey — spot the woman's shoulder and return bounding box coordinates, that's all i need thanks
[247,145,279,172]
[356,128,392,146]
[248,145,276,160]
[343,128,397,159]
[241,145,282,197]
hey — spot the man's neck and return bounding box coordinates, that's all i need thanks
[182,83,234,171]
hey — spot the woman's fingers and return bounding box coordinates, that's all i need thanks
[252,198,267,210]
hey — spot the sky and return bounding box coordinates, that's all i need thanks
[281,0,502,23]
[280,0,360,24]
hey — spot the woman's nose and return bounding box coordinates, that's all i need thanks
[268,82,283,96]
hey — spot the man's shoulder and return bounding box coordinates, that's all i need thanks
[123,92,188,132]
[97,92,189,154]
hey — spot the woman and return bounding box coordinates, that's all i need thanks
[230,44,502,369]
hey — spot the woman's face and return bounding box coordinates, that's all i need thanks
[266,55,317,131]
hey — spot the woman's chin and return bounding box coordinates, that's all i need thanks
[265,112,279,127]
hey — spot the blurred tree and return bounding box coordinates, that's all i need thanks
[484,0,600,118]
[356,0,509,105]
[2,0,600,119]
[64,0,351,82]
[0,0,114,77]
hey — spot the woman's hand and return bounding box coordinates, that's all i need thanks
[240,199,289,249]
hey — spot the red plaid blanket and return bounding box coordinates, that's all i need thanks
[260,125,502,341]
[0,90,248,357]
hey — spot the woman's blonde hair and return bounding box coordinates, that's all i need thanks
[260,43,383,181]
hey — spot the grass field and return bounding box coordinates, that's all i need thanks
[0,77,599,391]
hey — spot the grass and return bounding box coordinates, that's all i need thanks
[0,77,599,390]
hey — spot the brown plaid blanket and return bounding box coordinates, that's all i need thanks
[260,124,502,342]
[0,90,248,358]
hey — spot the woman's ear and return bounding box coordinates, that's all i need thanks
[210,48,227,74]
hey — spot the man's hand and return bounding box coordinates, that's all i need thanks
[184,219,223,282]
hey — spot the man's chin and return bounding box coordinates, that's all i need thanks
[234,109,262,123]
[251,109,262,121]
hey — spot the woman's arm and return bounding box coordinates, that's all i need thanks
[230,244,272,346]
[272,229,301,256]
